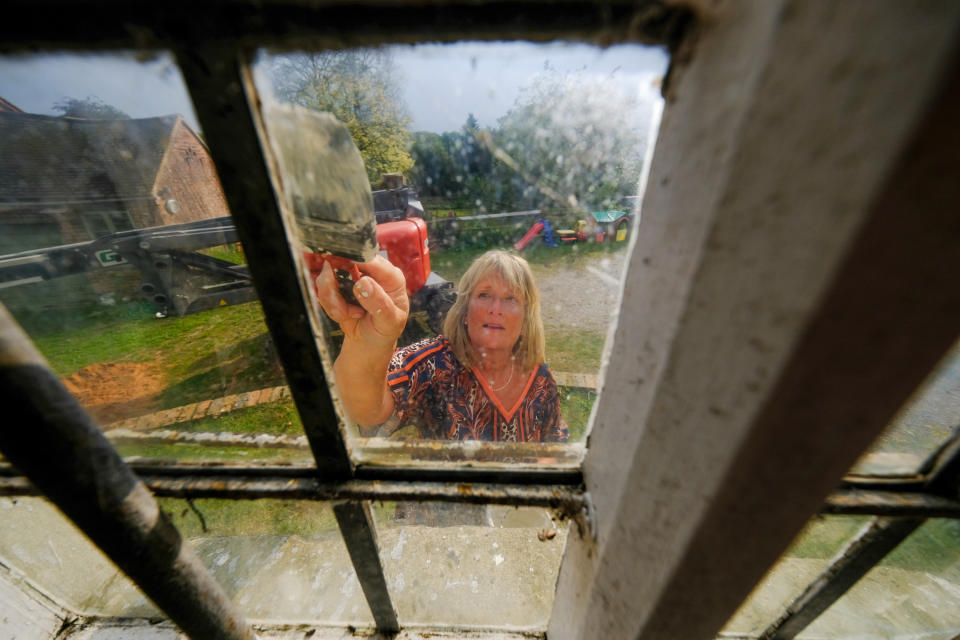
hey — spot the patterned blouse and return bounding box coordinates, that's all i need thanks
[386,336,568,442]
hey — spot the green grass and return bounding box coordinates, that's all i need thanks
[198,243,246,265]
[114,441,313,463]
[559,388,596,442]
[158,498,338,538]
[175,400,302,435]
[882,518,960,574]
[787,516,871,559]
[545,326,606,373]
[785,515,960,575]
[29,300,284,410]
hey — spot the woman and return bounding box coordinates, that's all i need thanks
[316,249,567,442]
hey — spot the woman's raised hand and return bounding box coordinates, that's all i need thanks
[315,255,409,347]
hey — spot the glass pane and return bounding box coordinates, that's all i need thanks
[801,518,960,639]
[0,497,155,616]
[161,498,372,625]
[850,338,960,477]
[251,42,668,469]
[372,501,568,629]
[0,497,371,625]
[721,515,871,637]
[0,52,312,466]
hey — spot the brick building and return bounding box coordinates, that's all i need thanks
[0,107,229,254]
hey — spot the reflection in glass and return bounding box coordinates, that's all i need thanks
[0,497,372,625]
[253,42,667,465]
[720,515,871,637]
[851,339,960,477]
[160,498,373,625]
[0,497,155,616]
[372,501,568,629]
[0,53,309,466]
[802,519,960,639]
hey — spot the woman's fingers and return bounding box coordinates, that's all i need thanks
[356,256,410,313]
[353,274,408,339]
[315,261,364,322]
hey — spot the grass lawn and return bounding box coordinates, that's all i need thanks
[784,515,960,575]
[159,497,338,538]
[545,326,606,373]
[114,440,314,464]
[29,300,285,410]
[559,388,596,442]
[175,400,302,435]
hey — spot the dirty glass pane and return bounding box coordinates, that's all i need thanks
[801,518,960,639]
[720,515,871,637]
[160,498,373,625]
[0,52,311,466]
[251,42,668,468]
[850,338,960,477]
[0,496,154,616]
[0,497,370,625]
[372,501,569,629]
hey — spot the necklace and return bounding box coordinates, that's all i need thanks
[483,363,515,391]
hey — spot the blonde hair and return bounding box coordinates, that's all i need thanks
[443,250,546,371]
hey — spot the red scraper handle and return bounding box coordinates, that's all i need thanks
[304,252,363,306]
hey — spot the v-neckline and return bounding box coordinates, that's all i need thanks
[472,365,537,422]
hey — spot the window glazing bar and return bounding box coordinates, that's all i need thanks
[175,46,405,633]
[333,501,400,634]
[0,474,586,515]
[0,305,256,640]
[762,423,960,639]
[823,489,960,519]
[1,461,583,486]
[174,45,353,480]
[757,516,923,640]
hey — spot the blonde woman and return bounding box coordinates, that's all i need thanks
[316,249,567,442]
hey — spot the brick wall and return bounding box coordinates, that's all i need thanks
[152,119,231,225]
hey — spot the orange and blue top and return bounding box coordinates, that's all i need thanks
[386,336,568,442]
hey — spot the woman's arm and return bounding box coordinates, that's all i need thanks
[315,256,409,426]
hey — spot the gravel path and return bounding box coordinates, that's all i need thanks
[532,250,628,332]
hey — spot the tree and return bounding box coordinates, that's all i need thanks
[53,96,130,119]
[408,115,503,211]
[267,49,414,184]
[408,131,454,197]
[491,70,648,213]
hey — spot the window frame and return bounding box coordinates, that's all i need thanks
[1,1,959,639]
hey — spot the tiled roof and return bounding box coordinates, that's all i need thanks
[0,97,24,113]
[0,112,180,205]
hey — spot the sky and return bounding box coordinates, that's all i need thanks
[0,42,667,134]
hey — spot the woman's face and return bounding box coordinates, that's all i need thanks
[466,275,524,356]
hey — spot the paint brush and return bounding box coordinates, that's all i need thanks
[263,104,378,304]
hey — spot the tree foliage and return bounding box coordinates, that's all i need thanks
[268,49,414,184]
[408,71,648,216]
[492,71,646,213]
[408,114,501,210]
[53,96,130,120]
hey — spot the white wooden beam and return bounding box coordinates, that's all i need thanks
[550,1,960,638]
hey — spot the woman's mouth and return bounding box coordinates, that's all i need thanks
[483,323,505,330]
